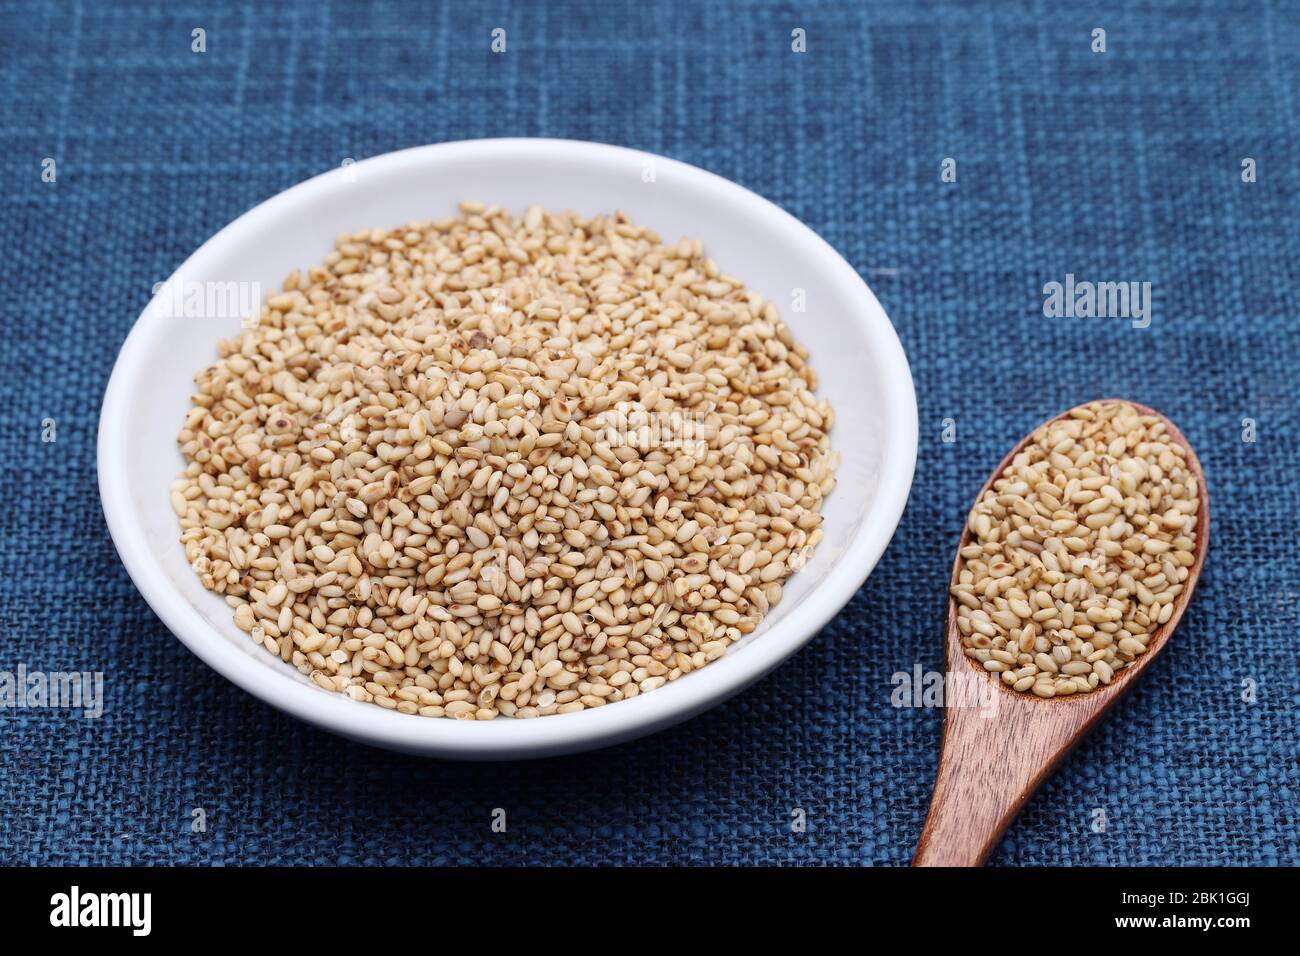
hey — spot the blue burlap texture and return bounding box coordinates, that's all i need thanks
[1,1,1295,865]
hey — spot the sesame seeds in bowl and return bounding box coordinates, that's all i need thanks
[100,140,916,757]
[175,201,840,721]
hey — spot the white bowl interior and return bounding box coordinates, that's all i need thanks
[100,140,916,757]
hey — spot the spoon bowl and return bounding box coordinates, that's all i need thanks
[913,399,1209,866]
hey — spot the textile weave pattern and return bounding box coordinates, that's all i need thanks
[0,0,1296,865]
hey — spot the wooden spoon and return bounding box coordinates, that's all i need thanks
[912,400,1209,867]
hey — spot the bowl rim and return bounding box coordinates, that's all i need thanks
[97,137,917,758]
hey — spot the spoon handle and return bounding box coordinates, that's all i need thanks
[912,642,1107,866]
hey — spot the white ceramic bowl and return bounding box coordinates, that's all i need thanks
[99,139,916,759]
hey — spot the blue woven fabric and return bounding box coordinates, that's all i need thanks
[1,0,1296,866]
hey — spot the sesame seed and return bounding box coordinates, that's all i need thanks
[951,401,1199,697]
[175,205,837,719]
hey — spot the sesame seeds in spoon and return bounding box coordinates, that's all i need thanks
[913,399,1209,867]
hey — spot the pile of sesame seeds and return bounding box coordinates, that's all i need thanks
[951,400,1200,698]
[173,202,838,719]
